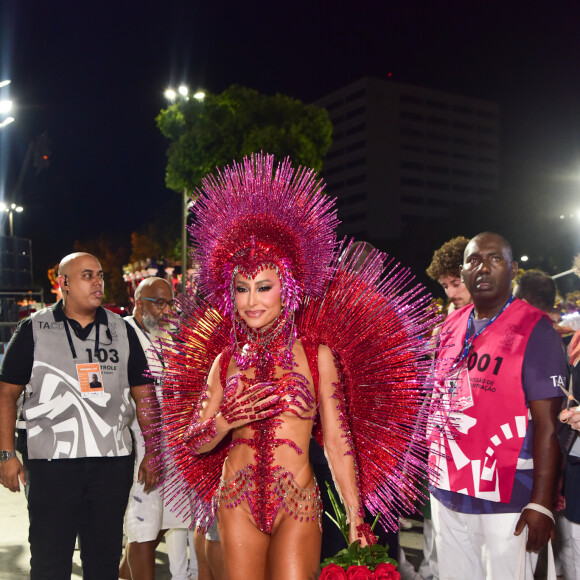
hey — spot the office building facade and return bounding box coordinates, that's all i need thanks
[315,78,500,241]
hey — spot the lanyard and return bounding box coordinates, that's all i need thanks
[452,295,514,369]
[63,318,100,361]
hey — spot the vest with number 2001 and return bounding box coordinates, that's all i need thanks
[428,299,545,503]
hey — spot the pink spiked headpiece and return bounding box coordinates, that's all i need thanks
[190,154,339,314]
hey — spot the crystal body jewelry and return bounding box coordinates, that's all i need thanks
[215,311,319,534]
[216,466,322,531]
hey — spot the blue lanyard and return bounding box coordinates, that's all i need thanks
[452,295,514,369]
[63,317,100,361]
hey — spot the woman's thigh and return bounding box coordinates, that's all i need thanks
[267,513,322,580]
[217,504,270,580]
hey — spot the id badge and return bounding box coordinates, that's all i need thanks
[77,363,105,398]
[445,365,473,413]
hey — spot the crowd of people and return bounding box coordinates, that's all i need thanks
[0,154,580,580]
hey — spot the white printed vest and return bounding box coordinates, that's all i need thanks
[25,305,134,459]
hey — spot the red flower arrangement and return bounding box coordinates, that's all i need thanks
[319,562,400,579]
[318,484,400,580]
[372,563,401,579]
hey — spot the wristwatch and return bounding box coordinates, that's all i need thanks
[0,450,16,462]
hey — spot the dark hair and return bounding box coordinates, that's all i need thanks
[514,269,556,313]
[426,236,470,280]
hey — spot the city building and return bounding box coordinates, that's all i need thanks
[315,78,500,242]
[0,235,42,344]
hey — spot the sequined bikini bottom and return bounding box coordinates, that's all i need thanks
[216,464,323,534]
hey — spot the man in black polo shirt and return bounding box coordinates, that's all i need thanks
[0,252,158,580]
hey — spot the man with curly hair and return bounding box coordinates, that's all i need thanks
[419,237,471,580]
[427,236,471,312]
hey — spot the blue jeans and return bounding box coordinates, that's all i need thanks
[26,455,133,580]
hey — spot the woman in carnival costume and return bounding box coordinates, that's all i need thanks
[158,154,437,579]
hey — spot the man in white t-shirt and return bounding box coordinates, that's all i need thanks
[120,277,225,580]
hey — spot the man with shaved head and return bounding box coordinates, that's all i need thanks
[428,232,566,579]
[0,252,157,579]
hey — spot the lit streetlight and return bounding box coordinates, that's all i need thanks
[164,88,177,101]
[0,202,23,237]
[0,99,12,114]
[0,80,10,89]
[163,84,206,294]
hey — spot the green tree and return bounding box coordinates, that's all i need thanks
[156,84,333,192]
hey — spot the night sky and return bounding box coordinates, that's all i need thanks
[1,1,580,292]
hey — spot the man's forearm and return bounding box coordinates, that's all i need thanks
[530,437,560,508]
[131,383,160,454]
[529,398,562,508]
[0,383,23,450]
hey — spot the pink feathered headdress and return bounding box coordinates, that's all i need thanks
[189,153,339,314]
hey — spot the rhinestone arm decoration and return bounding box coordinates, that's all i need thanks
[319,345,366,526]
[184,414,218,453]
[355,522,378,546]
[331,377,365,522]
[183,387,219,453]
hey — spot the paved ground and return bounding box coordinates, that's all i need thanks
[0,478,423,580]
[0,479,178,579]
[0,475,553,579]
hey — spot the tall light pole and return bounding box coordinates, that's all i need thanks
[163,85,205,295]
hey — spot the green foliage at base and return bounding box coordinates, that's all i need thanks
[321,482,398,571]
